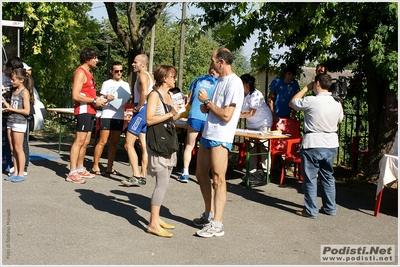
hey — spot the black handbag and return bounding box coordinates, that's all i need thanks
[146,90,179,157]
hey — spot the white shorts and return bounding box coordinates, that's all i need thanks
[7,122,27,133]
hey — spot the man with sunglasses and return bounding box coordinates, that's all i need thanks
[122,54,154,186]
[91,62,130,176]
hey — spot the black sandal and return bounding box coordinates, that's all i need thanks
[138,177,146,185]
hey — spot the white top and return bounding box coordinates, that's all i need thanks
[241,89,273,129]
[291,92,343,149]
[202,73,244,143]
[133,71,154,104]
[100,79,131,120]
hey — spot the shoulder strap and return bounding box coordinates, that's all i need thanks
[153,89,169,114]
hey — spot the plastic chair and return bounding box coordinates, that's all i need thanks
[269,118,301,174]
[351,135,369,174]
[278,137,303,186]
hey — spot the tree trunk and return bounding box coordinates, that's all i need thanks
[365,55,397,177]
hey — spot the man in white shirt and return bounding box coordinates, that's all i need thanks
[290,73,343,218]
[195,48,244,237]
[91,62,130,175]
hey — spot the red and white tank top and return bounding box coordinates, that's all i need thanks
[74,66,97,115]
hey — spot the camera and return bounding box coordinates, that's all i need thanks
[331,76,349,102]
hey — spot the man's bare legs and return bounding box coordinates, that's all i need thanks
[195,144,225,221]
[124,132,141,177]
[105,130,122,173]
[71,131,91,171]
[92,129,110,173]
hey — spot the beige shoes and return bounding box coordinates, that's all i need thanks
[159,220,175,229]
[147,227,173,238]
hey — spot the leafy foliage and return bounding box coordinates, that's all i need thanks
[2,2,100,107]
[192,2,398,176]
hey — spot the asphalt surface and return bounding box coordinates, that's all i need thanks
[2,137,398,265]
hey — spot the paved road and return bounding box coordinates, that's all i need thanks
[2,137,398,265]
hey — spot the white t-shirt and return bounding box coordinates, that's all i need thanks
[291,92,343,148]
[100,79,131,120]
[241,89,273,129]
[202,73,244,143]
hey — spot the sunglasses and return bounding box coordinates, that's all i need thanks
[114,70,123,73]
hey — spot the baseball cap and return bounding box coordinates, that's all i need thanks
[23,62,32,71]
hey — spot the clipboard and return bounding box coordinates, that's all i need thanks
[109,86,131,109]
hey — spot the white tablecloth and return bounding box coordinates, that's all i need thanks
[376,153,398,196]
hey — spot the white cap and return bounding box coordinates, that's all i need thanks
[23,62,32,71]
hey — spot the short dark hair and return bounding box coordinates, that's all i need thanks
[79,48,99,64]
[314,73,332,90]
[284,65,297,75]
[215,48,234,65]
[240,74,256,94]
[4,57,24,77]
[110,61,122,70]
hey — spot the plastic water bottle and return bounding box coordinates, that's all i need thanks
[261,119,270,135]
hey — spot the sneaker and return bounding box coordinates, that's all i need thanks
[66,172,86,184]
[177,174,189,183]
[5,174,15,181]
[295,209,316,219]
[11,175,26,183]
[121,176,140,186]
[196,221,225,238]
[319,208,336,216]
[193,213,212,227]
[77,169,95,179]
[138,177,147,185]
[8,167,27,176]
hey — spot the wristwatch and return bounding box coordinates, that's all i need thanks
[204,99,211,106]
[92,98,97,105]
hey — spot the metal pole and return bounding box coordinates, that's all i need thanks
[17,28,20,57]
[178,2,186,90]
[149,25,155,73]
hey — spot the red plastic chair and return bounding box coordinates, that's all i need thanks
[351,135,369,174]
[269,118,301,175]
[279,137,303,186]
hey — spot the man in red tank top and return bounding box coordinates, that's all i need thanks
[66,48,107,184]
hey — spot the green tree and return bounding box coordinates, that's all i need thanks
[104,2,168,86]
[193,2,398,177]
[2,2,100,107]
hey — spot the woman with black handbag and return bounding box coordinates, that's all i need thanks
[146,65,181,238]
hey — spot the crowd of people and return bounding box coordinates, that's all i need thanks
[2,47,343,238]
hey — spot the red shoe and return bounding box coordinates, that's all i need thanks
[66,172,86,184]
[77,169,95,179]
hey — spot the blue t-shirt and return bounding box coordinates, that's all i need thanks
[269,77,300,118]
[188,74,218,121]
